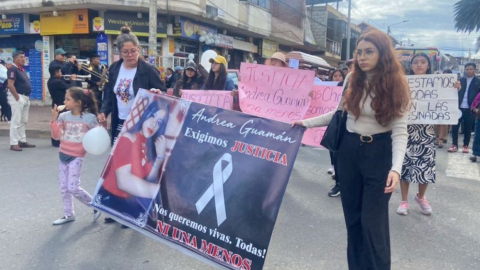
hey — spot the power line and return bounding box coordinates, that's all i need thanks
[350,4,384,30]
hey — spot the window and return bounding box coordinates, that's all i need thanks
[241,0,271,10]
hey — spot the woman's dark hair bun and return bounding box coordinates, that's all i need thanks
[120,26,131,34]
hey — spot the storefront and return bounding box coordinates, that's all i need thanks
[257,38,279,64]
[172,16,217,67]
[40,9,96,59]
[99,11,167,65]
[0,14,42,100]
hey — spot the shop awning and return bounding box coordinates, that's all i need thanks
[286,51,332,70]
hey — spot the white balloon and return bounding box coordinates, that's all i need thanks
[215,39,220,45]
[82,127,111,155]
[200,30,207,36]
[201,50,218,72]
[208,32,213,38]
[199,36,205,42]
[205,39,212,45]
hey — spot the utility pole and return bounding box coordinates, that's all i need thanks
[346,0,352,60]
[148,0,157,65]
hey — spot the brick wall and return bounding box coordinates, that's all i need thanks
[307,5,327,49]
[271,0,304,29]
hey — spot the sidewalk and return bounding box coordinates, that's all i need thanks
[0,105,112,139]
[0,105,52,138]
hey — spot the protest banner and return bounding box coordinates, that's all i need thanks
[238,63,314,122]
[301,84,344,147]
[92,89,304,270]
[181,90,234,110]
[407,74,459,124]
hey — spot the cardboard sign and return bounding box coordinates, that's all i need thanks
[182,90,234,110]
[238,63,314,122]
[301,85,343,146]
[407,74,459,124]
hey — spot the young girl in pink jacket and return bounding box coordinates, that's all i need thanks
[50,87,102,225]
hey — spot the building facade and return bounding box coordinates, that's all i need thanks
[0,0,351,104]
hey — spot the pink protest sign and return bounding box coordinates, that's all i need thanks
[238,63,315,122]
[302,85,344,147]
[181,90,234,110]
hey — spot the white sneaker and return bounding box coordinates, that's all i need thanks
[396,201,409,216]
[93,210,101,221]
[327,166,334,175]
[53,215,76,225]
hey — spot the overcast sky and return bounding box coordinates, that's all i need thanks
[334,0,479,58]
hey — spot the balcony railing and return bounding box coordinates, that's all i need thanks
[326,39,341,57]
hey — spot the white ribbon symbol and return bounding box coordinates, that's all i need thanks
[195,153,233,226]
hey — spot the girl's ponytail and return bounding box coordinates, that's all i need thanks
[84,89,99,115]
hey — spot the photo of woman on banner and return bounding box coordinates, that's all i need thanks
[95,95,174,227]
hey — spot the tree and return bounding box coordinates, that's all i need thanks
[453,0,480,51]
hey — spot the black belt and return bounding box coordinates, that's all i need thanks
[345,131,391,143]
[18,93,30,97]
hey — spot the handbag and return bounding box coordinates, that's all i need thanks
[320,110,348,152]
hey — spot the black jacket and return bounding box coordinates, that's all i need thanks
[47,77,70,107]
[101,59,165,141]
[459,76,480,108]
[165,72,178,89]
[49,59,82,87]
[173,65,208,97]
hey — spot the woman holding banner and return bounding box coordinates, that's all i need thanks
[294,29,411,269]
[98,26,166,146]
[396,53,436,216]
[173,61,208,97]
[97,26,166,224]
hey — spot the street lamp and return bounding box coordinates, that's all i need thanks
[387,20,409,34]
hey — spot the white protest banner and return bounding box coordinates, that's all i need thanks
[407,74,459,124]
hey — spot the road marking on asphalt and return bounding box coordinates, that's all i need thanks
[446,154,480,181]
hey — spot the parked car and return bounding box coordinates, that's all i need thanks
[227,69,240,90]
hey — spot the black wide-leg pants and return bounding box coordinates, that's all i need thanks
[337,131,393,270]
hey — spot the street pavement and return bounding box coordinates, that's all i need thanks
[0,136,479,270]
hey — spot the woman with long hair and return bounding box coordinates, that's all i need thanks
[202,55,234,91]
[330,69,346,86]
[98,26,166,145]
[396,53,436,216]
[294,29,411,269]
[173,61,208,97]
